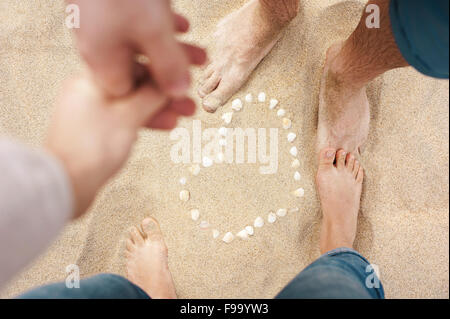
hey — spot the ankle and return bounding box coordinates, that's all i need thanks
[326,41,371,91]
[320,217,355,252]
[327,58,366,92]
[320,236,354,255]
[258,0,298,27]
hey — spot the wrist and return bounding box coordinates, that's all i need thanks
[45,143,97,219]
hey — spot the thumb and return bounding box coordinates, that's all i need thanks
[78,38,136,97]
[116,83,169,129]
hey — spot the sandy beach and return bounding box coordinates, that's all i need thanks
[0,0,448,298]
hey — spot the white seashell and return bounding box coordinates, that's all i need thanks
[190,209,200,221]
[289,207,299,213]
[282,118,292,130]
[236,229,249,240]
[179,177,187,185]
[222,112,233,124]
[290,146,298,157]
[216,152,225,163]
[189,164,201,176]
[258,92,266,102]
[219,139,227,147]
[294,171,301,181]
[212,229,220,239]
[277,109,286,117]
[199,221,210,229]
[291,159,300,168]
[287,132,297,143]
[254,216,264,228]
[269,99,279,110]
[245,93,253,103]
[222,232,234,243]
[245,226,254,236]
[276,208,287,217]
[202,156,213,168]
[268,212,277,223]
[231,99,243,111]
[218,127,228,136]
[179,190,190,202]
[293,188,305,198]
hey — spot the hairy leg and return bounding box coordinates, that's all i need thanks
[317,0,409,154]
[330,0,408,88]
[199,0,299,113]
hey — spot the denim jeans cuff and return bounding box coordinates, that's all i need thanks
[322,247,371,265]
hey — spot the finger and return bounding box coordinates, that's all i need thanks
[181,43,207,66]
[168,97,196,116]
[78,40,135,97]
[142,30,191,98]
[119,84,168,128]
[173,13,189,33]
[145,109,179,130]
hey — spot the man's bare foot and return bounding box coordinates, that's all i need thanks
[316,148,364,254]
[126,217,177,299]
[317,42,370,155]
[199,0,296,113]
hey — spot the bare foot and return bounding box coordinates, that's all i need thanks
[317,42,370,155]
[126,217,177,299]
[199,0,294,113]
[316,148,364,254]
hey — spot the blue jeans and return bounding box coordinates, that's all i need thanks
[19,248,384,299]
[276,248,384,299]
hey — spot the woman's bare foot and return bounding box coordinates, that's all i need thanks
[317,42,370,155]
[199,0,297,113]
[316,148,364,254]
[125,217,177,299]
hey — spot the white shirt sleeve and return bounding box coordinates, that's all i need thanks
[0,139,73,289]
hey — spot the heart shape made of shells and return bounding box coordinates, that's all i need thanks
[177,92,305,243]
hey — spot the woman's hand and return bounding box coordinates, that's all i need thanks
[68,0,206,98]
[46,74,192,219]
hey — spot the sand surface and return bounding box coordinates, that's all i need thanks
[0,0,448,299]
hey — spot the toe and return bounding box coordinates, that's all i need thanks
[130,226,144,245]
[202,94,225,113]
[199,64,215,83]
[202,95,221,113]
[353,160,360,178]
[198,73,220,98]
[126,238,135,252]
[202,75,241,113]
[346,153,355,173]
[336,150,347,170]
[356,167,364,183]
[141,217,163,241]
[318,148,336,167]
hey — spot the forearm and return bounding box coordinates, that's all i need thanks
[0,139,73,289]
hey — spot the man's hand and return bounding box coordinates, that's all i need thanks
[46,75,190,219]
[69,0,205,98]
